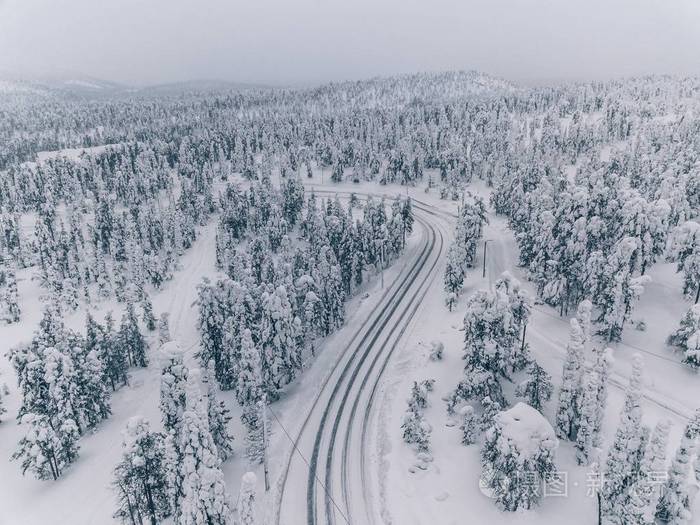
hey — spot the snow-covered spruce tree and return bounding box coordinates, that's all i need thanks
[401,404,431,453]
[622,419,672,525]
[4,266,20,323]
[555,318,585,440]
[260,285,301,397]
[119,300,148,367]
[44,344,85,433]
[459,405,478,445]
[455,193,487,270]
[401,197,414,243]
[591,346,614,448]
[112,417,171,525]
[196,278,235,390]
[479,395,502,432]
[575,299,593,347]
[601,355,650,521]
[453,275,532,409]
[443,243,464,311]
[667,305,700,368]
[620,190,670,276]
[236,327,264,406]
[668,220,700,303]
[237,472,257,525]
[12,412,80,480]
[241,401,267,466]
[401,380,433,453]
[480,403,558,511]
[160,342,189,434]
[74,345,112,429]
[158,312,171,346]
[101,311,130,390]
[574,368,600,466]
[202,364,235,461]
[593,237,651,342]
[315,245,345,335]
[95,246,112,299]
[515,361,553,412]
[141,292,157,331]
[654,414,699,524]
[170,371,232,525]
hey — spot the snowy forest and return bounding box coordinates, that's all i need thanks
[0,70,699,525]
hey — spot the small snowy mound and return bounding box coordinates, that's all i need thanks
[159,340,183,359]
[496,402,558,458]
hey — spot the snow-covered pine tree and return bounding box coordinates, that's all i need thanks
[575,368,601,466]
[602,355,650,520]
[195,278,233,389]
[236,327,264,406]
[401,380,432,452]
[401,404,430,453]
[515,361,553,411]
[4,266,20,323]
[592,346,614,448]
[575,299,593,346]
[74,346,112,429]
[479,395,502,432]
[455,193,487,270]
[481,402,558,511]
[158,312,171,346]
[241,402,267,466]
[622,419,671,525]
[237,472,257,525]
[119,300,148,367]
[668,220,700,303]
[141,292,157,331]
[112,417,171,525]
[443,243,464,311]
[44,345,84,433]
[594,237,651,342]
[556,318,585,440]
[160,342,189,433]
[667,305,700,368]
[455,278,532,409]
[401,197,414,241]
[654,416,699,524]
[171,371,232,525]
[95,247,112,299]
[101,311,130,390]
[12,412,80,480]
[260,285,301,396]
[202,364,235,461]
[459,405,478,445]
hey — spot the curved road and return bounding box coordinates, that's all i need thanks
[275,192,452,525]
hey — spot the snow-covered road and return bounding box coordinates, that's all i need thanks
[275,193,452,525]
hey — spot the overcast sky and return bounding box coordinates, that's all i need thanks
[1,0,699,87]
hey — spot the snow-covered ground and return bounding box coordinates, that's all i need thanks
[1,168,698,524]
[374,180,699,525]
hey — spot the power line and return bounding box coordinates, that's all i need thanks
[531,305,688,367]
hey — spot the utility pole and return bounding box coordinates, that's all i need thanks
[482,239,492,279]
[260,395,270,492]
[380,243,385,289]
